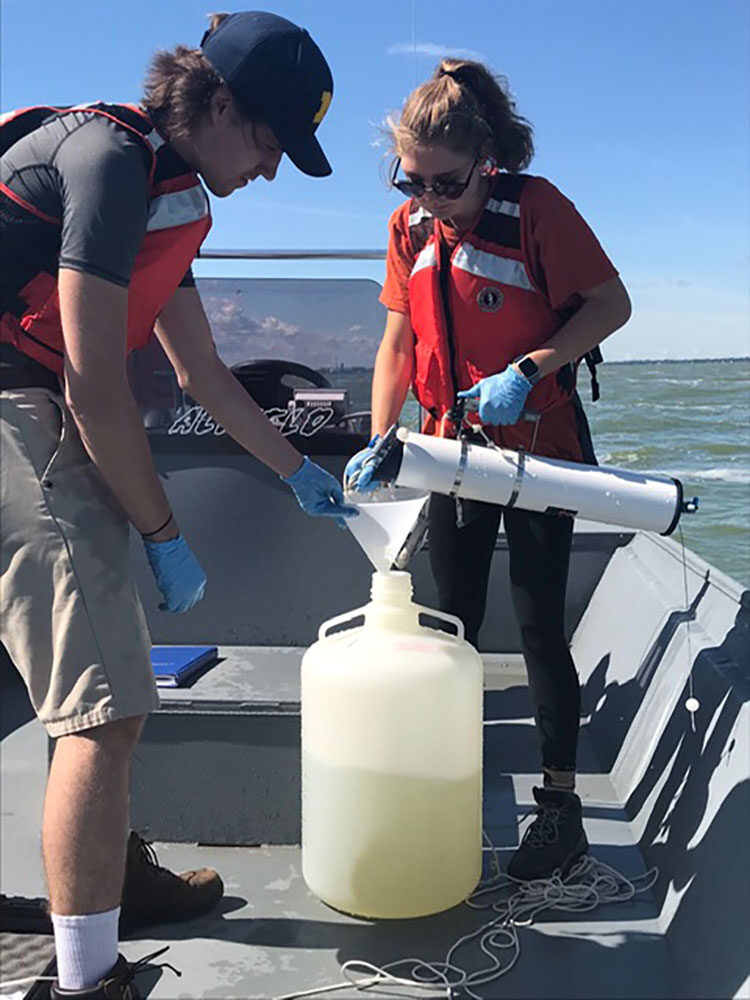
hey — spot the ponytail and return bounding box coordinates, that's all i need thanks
[388,58,534,173]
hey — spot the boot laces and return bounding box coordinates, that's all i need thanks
[521,802,561,848]
[116,946,181,998]
[131,833,179,885]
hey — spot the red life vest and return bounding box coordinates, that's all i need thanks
[0,103,211,375]
[406,173,593,462]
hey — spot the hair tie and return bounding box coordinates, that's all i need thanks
[443,68,462,82]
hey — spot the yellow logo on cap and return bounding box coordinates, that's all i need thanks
[312,90,332,125]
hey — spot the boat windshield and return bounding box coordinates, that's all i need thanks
[127,276,400,453]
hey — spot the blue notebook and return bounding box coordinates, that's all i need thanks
[150,645,218,688]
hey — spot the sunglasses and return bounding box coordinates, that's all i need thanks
[390,155,479,201]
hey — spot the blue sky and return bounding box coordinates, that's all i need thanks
[2,0,748,360]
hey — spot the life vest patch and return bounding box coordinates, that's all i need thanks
[477,286,504,313]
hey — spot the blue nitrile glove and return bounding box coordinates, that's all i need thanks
[344,434,380,494]
[143,535,207,613]
[457,365,532,426]
[283,457,359,529]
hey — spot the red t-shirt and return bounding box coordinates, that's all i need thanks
[379,176,618,315]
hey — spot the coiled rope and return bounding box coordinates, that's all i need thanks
[273,835,659,1000]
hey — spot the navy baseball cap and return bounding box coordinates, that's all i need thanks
[201,11,333,177]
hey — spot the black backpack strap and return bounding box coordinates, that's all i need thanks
[0,106,70,155]
[473,173,527,249]
[571,390,597,465]
[583,345,602,402]
[406,202,435,257]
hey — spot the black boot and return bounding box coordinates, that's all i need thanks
[49,947,178,999]
[50,955,142,999]
[507,786,588,881]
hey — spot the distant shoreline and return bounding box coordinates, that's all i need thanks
[322,357,749,374]
[603,357,749,365]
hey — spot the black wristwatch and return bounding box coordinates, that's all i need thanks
[513,355,541,385]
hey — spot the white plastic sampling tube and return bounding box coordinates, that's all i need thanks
[393,427,684,535]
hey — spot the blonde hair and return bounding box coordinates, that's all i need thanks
[388,59,534,173]
[141,13,254,141]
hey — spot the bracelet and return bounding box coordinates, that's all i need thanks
[141,513,174,539]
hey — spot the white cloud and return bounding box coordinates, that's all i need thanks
[387,42,487,62]
[198,294,381,369]
[255,315,301,338]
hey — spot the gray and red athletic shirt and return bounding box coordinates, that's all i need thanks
[0,103,211,374]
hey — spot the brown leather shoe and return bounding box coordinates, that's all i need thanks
[120,832,223,934]
[0,834,223,938]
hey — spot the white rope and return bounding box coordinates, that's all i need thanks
[677,524,699,732]
[272,835,659,1000]
[0,975,56,990]
[0,846,659,1000]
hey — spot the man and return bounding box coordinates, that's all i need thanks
[0,12,354,998]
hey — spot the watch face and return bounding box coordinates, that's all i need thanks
[519,357,539,381]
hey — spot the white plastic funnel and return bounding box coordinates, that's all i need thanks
[346,488,429,573]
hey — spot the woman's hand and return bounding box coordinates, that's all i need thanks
[457,366,532,425]
[344,435,381,494]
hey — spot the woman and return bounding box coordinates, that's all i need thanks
[347,59,631,881]
[1,11,353,998]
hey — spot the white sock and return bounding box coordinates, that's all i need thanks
[51,907,120,991]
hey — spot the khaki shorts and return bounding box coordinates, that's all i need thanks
[1,388,159,736]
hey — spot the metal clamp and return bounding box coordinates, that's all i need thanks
[449,437,470,498]
[505,448,527,509]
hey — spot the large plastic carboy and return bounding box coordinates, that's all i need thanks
[301,570,483,919]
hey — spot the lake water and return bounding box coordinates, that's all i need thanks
[584,358,749,587]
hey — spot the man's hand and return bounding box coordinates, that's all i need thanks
[143,536,207,613]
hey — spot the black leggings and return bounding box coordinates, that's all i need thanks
[428,494,580,772]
